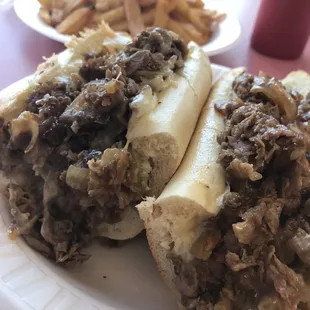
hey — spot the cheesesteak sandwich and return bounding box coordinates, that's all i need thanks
[138,68,310,309]
[0,24,212,263]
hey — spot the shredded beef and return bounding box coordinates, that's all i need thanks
[60,79,129,128]
[39,117,67,146]
[23,233,54,258]
[79,28,187,84]
[172,72,310,310]
[233,198,284,246]
[232,73,270,104]
[125,50,166,76]
[27,77,83,116]
[214,98,244,117]
[218,102,305,177]
[298,93,310,122]
[2,29,187,263]
[232,73,254,100]
[191,228,221,260]
[266,248,307,310]
[128,28,188,67]
[8,131,32,151]
[79,52,111,81]
[289,228,310,266]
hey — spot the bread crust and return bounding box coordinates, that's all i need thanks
[137,67,245,294]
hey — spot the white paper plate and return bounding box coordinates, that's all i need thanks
[0,64,229,310]
[14,0,241,56]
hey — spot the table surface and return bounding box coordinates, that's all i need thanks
[0,0,309,91]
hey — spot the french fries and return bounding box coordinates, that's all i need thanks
[95,0,123,13]
[186,0,204,9]
[50,8,65,26]
[56,7,93,34]
[183,23,209,45]
[142,8,155,26]
[213,12,227,23]
[92,6,126,24]
[124,0,145,36]
[102,8,155,33]
[38,0,52,9]
[39,7,52,25]
[175,0,208,33]
[38,0,226,46]
[167,19,192,43]
[51,0,66,10]
[154,0,168,28]
[65,0,90,16]
[139,0,156,7]
[154,0,177,28]
[112,20,129,32]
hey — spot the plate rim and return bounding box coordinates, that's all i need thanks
[14,0,70,44]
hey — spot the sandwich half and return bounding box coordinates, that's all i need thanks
[0,24,212,263]
[138,68,310,309]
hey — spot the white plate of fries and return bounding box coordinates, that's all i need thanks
[14,0,241,55]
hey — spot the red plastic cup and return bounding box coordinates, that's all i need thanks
[251,0,310,59]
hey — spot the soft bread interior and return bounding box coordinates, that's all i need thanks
[103,43,212,240]
[130,134,178,197]
[137,68,245,292]
[128,43,212,196]
[138,196,205,296]
[98,134,180,240]
[0,23,131,123]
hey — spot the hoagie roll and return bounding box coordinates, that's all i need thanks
[138,68,310,310]
[0,25,212,263]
